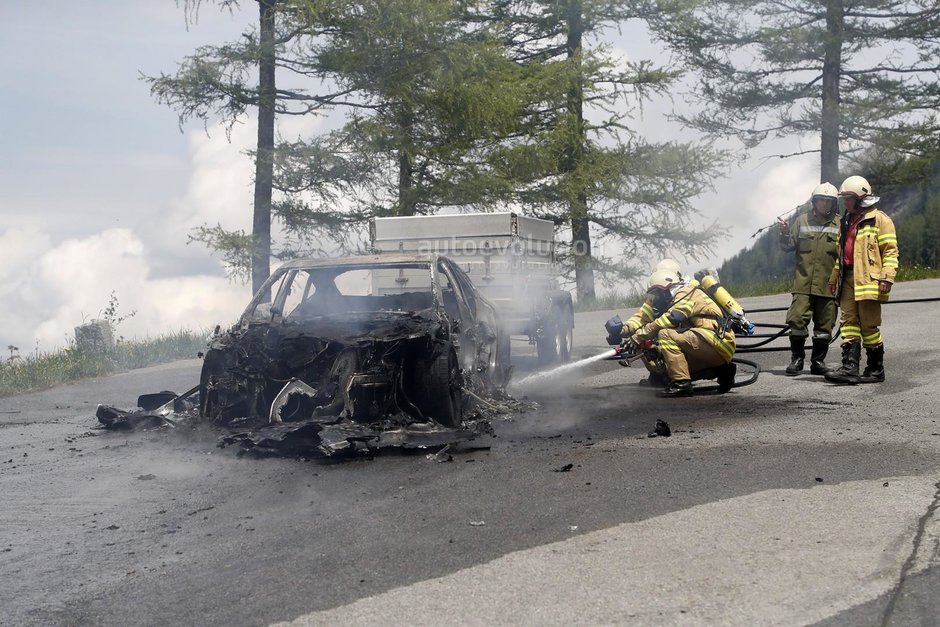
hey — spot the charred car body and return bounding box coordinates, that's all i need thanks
[199,254,510,444]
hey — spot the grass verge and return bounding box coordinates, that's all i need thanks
[0,330,208,399]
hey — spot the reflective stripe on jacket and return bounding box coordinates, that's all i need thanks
[636,285,736,360]
[828,206,899,301]
[779,210,839,297]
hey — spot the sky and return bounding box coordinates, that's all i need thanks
[0,1,819,354]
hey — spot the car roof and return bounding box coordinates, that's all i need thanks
[274,253,444,272]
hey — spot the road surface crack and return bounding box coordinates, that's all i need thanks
[881,480,940,626]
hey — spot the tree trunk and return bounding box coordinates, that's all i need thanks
[252,0,276,300]
[820,0,843,186]
[564,0,595,302]
[397,106,417,216]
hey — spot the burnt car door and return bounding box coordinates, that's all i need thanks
[436,259,501,387]
[443,258,510,388]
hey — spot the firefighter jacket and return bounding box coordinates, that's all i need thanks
[828,206,899,301]
[623,283,697,334]
[779,210,839,297]
[634,284,736,361]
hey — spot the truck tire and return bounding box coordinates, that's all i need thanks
[418,349,462,428]
[555,305,573,362]
[536,322,558,366]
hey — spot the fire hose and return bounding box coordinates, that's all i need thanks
[735,296,940,352]
[603,295,940,392]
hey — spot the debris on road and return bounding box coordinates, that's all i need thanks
[648,419,672,438]
[426,445,453,463]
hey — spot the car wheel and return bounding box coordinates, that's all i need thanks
[420,349,463,428]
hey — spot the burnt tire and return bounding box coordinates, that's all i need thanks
[419,349,463,428]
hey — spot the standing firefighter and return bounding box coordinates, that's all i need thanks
[627,269,737,397]
[776,183,840,375]
[825,175,899,384]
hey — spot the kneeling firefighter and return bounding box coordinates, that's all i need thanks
[613,269,748,397]
[609,259,691,387]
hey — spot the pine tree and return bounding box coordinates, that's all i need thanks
[478,0,728,300]
[146,0,341,294]
[647,0,940,184]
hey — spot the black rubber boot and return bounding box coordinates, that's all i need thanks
[785,335,805,375]
[859,345,885,383]
[809,338,830,375]
[658,380,693,397]
[716,362,737,393]
[825,343,861,385]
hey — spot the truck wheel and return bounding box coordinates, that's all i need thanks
[555,311,573,363]
[419,349,462,428]
[536,322,558,366]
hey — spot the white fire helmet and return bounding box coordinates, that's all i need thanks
[656,258,683,280]
[647,268,678,291]
[811,182,838,201]
[840,175,881,208]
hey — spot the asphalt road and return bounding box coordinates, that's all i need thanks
[2,280,940,626]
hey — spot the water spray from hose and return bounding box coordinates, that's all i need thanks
[512,349,616,388]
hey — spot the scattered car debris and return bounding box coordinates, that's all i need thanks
[469,520,486,527]
[648,419,672,438]
[553,463,574,472]
[426,444,453,463]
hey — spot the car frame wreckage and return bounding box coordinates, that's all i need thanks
[97,253,513,457]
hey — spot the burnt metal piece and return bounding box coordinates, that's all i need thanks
[648,419,672,438]
[96,405,173,430]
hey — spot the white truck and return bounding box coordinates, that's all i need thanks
[369,212,575,365]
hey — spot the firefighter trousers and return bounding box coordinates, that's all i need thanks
[657,328,729,382]
[786,293,837,340]
[838,278,884,347]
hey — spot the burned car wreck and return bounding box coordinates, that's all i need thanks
[191,253,511,456]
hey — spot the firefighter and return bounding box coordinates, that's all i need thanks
[825,175,899,384]
[618,260,689,386]
[776,182,840,375]
[627,269,737,397]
